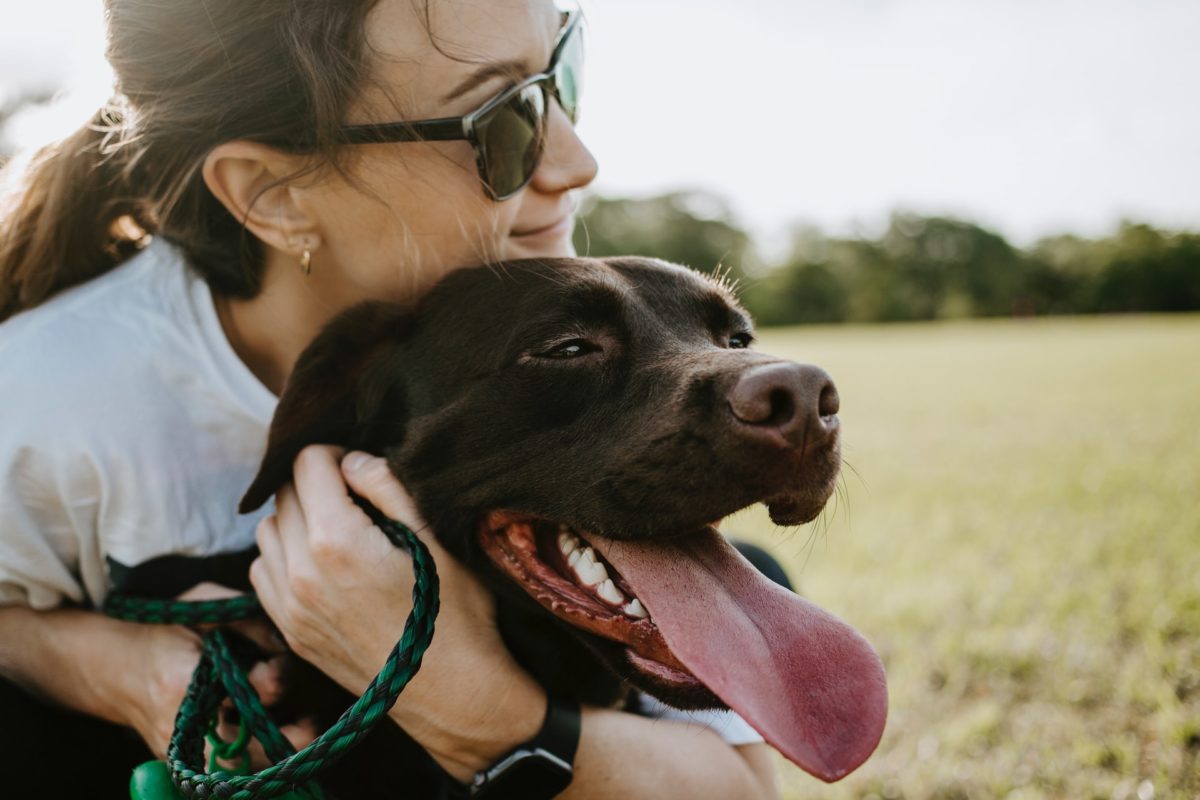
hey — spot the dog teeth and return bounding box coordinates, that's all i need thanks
[572,548,608,587]
[553,533,642,614]
[623,598,648,619]
[557,530,580,558]
[597,578,626,606]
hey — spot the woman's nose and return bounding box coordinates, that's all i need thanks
[529,101,598,194]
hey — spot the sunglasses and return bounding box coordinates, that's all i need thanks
[337,11,583,201]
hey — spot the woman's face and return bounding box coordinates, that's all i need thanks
[298,0,598,305]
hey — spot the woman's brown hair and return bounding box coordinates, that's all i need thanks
[0,0,381,322]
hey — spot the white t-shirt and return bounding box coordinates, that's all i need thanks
[0,238,761,744]
[0,238,275,609]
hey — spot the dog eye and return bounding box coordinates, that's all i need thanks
[539,338,601,359]
[728,332,754,349]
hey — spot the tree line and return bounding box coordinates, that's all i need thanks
[572,191,1200,326]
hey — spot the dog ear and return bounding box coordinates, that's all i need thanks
[239,301,412,513]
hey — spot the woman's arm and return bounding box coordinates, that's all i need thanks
[566,713,778,799]
[0,591,310,762]
[251,447,779,799]
[0,604,203,756]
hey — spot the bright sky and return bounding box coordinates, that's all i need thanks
[2,0,1198,247]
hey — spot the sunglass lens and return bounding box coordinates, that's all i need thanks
[479,85,546,198]
[553,26,583,123]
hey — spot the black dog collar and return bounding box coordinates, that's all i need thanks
[466,695,581,798]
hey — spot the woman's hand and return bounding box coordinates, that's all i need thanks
[119,619,205,758]
[249,446,546,779]
[123,583,316,764]
[0,596,309,767]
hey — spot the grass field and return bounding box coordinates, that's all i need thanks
[729,315,1200,800]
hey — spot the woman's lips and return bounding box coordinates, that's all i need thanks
[511,216,572,239]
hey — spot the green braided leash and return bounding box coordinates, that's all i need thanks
[104,496,440,799]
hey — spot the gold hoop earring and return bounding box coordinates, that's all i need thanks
[300,248,312,276]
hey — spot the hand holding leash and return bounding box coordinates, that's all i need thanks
[117,584,315,767]
[252,446,546,782]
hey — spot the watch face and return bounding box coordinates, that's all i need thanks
[473,748,573,798]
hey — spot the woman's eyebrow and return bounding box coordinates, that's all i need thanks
[442,11,563,105]
[442,60,530,104]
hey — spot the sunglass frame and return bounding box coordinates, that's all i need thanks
[337,10,583,200]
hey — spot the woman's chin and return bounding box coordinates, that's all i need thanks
[506,227,576,259]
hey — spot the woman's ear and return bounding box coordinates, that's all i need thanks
[202,141,319,255]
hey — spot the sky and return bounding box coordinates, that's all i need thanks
[2,0,1198,248]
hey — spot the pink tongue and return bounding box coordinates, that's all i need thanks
[591,531,887,782]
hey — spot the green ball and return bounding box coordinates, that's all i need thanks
[129,760,186,800]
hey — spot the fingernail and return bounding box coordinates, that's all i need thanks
[343,452,372,473]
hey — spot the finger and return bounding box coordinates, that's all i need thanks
[176,581,242,602]
[341,453,456,569]
[292,445,358,531]
[341,452,425,533]
[281,719,319,751]
[250,514,288,610]
[250,550,283,633]
[245,656,286,707]
[273,483,311,572]
[250,569,290,647]
[244,737,272,770]
[228,617,288,657]
[253,514,287,589]
[275,481,339,588]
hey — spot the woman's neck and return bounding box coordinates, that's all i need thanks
[213,251,358,396]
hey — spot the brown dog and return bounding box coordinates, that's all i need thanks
[242,257,886,787]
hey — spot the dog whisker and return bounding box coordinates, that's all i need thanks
[840,457,869,495]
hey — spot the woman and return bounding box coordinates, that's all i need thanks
[0,0,779,796]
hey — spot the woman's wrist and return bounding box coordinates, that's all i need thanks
[387,650,547,781]
[0,606,177,728]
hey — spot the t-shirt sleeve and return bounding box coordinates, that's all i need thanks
[0,437,97,609]
[632,692,764,746]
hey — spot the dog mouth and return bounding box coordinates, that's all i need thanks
[477,511,707,693]
[477,509,890,783]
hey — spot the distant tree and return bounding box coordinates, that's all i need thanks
[572,190,759,283]
[739,226,844,324]
[742,261,849,325]
[752,214,1027,324]
[1026,234,1096,314]
[570,190,1200,325]
[1092,224,1200,312]
[1029,223,1200,315]
[878,214,1025,319]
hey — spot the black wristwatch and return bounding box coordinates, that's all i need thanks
[466,695,581,798]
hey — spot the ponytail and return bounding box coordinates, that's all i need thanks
[1,0,382,322]
[0,105,154,322]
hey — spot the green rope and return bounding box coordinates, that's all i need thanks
[105,497,439,799]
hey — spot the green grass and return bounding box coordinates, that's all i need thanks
[728,315,1200,800]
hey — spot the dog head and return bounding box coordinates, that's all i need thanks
[241,257,886,782]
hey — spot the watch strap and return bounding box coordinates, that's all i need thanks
[529,694,581,765]
[467,694,581,798]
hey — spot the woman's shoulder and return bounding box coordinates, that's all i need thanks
[1,242,176,411]
[0,237,192,355]
[0,237,271,442]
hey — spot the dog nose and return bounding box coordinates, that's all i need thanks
[727,363,840,449]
